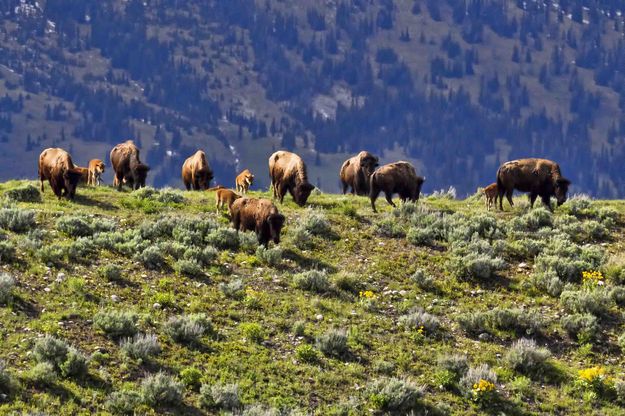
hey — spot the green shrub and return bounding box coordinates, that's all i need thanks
[4,184,41,202]
[157,188,186,204]
[303,209,332,236]
[26,362,57,386]
[399,308,441,334]
[447,252,506,280]
[56,216,93,237]
[560,288,612,316]
[292,320,306,337]
[366,377,424,412]
[175,259,204,277]
[67,237,96,262]
[0,273,15,305]
[135,246,166,270]
[33,336,88,379]
[561,313,599,342]
[505,338,552,377]
[0,208,36,232]
[511,208,553,231]
[293,270,331,293]
[238,232,259,254]
[240,322,265,343]
[375,217,405,238]
[459,364,497,397]
[255,246,282,267]
[180,367,202,389]
[0,240,16,263]
[290,225,313,250]
[316,328,348,358]
[295,344,319,363]
[106,390,143,415]
[206,228,239,250]
[457,312,489,336]
[164,313,212,344]
[120,334,161,361]
[333,272,361,294]
[410,269,436,291]
[59,347,89,378]
[531,270,565,297]
[183,246,218,265]
[487,308,544,335]
[219,278,245,299]
[140,372,184,407]
[93,310,139,338]
[437,354,469,380]
[98,264,123,282]
[199,382,241,410]
[0,360,14,396]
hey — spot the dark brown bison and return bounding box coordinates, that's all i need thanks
[369,161,425,212]
[182,150,213,190]
[110,140,150,191]
[268,151,315,206]
[230,197,285,247]
[496,158,571,211]
[340,151,379,195]
[38,148,83,200]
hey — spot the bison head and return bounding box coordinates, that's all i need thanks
[294,182,315,206]
[134,163,150,189]
[554,177,571,206]
[198,169,214,190]
[64,168,83,200]
[267,213,285,244]
[361,154,379,177]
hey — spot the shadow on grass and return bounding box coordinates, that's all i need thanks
[73,194,118,211]
[12,295,40,318]
[282,249,337,273]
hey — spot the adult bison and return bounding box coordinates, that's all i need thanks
[268,151,315,206]
[182,150,213,190]
[339,151,379,195]
[369,161,425,212]
[110,140,150,191]
[496,158,571,211]
[230,197,285,247]
[38,148,83,200]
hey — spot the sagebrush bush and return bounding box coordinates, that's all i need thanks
[293,270,331,293]
[140,217,177,240]
[0,240,16,263]
[59,347,89,378]
[505,338,552,377]
[303,209,332,236]
[447,252,506,280]
[98,264,123,282]
[0,360,14,395]
[511,208,553,231]
[375,216,405,238]
[199,382,241,410]
[27,362,57,386]
[332,272,361,294]
[175,259,204,277]
[106,390,143,415]
[316,328,348,358]
[487,308,544,335]
[399,308,441,334]
[560,288,612,316]
[410,269,436,291]
[183,246,218,266]
[206,227,239,250]
[219,278,245,299]
[437,354,469,379]
[531,270,565,297]
[459,364,497,397]
[67,237,96,262]
[238,232,259,254]
[0,273,15,305]
[140,372,184,407]
[157,188,186,204]
[56,216,93,237]
[457,312,489,336]
[255,246,282,266]
[4,184,41,202]
[561,313,599,342]
[135,246,166,270]
[0,208,36,232]
[615,380,625,405]
[366,377,424,412]
[290,225,313,250]
[93,310,139,338]
[120,334,161,361]
[164,313,212,344]
[33,336,88,378]
[406,226,435,246]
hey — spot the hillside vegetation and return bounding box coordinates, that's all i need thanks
[2,1,625,195]
[0,182,625,414]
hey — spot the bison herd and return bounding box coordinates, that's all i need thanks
[36,141,572,247]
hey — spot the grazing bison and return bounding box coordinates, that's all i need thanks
[88,159,105,186]
[369,161,425,212]
[268,151,315,206]
[482,182,498,211]
[235,169,254,194]
[230,197,285,247]
[215,188,241,213]
[340,151,379,196]
[496,158,571,211]
[110,140,150,191]
[38,148,83,200]
[182,150,213,191]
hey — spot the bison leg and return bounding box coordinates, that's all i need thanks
[541,194,553,211]
[115,173,124,191]
[529,193,538,208]
[505,190,514,208]
[278,183,288,204]
[385,192,396,208]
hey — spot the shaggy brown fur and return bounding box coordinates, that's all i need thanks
[230,197,285,247]
[496,158,571,211]
[74,166,89,184]
[38,148,83,200]
[235,169,254,194]
[182,150,213,190]
[268,151,315,206]
[88,159,105,186]
[369,161,425,212]
[215,188,241,212]
[340,151,379,195]
[482,182,498,210]
[110,140,150,191]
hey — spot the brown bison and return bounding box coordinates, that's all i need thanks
[235,169,254,194]
[340,151,379,195]
[182,150,213,190]
[496,158,571,211]
[369,161,425,212]
[482,182,498,210]
[88,159,105,186]
[215,188,241,212]
[38,148,83,200]
[110,140,150,191]
[230,197,285,247]
[268,151,315,206]
[74,166,89,185]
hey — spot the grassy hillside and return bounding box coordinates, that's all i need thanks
[0,181,625,414]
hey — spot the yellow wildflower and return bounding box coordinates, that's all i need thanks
[578,366,606,383]
[582,271,604,286]
[359,290,375,299]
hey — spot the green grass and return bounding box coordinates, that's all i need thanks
[0,181,625,414]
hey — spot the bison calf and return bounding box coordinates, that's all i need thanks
[269,151,315,206]
[230,197,285,247]
[370,161,425,212]
[88,159,105,186]
[38,148,83,200]
[235,169,254,194]
[496,158,571,211]
[215,188,241,213]
[482,182,498,210]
